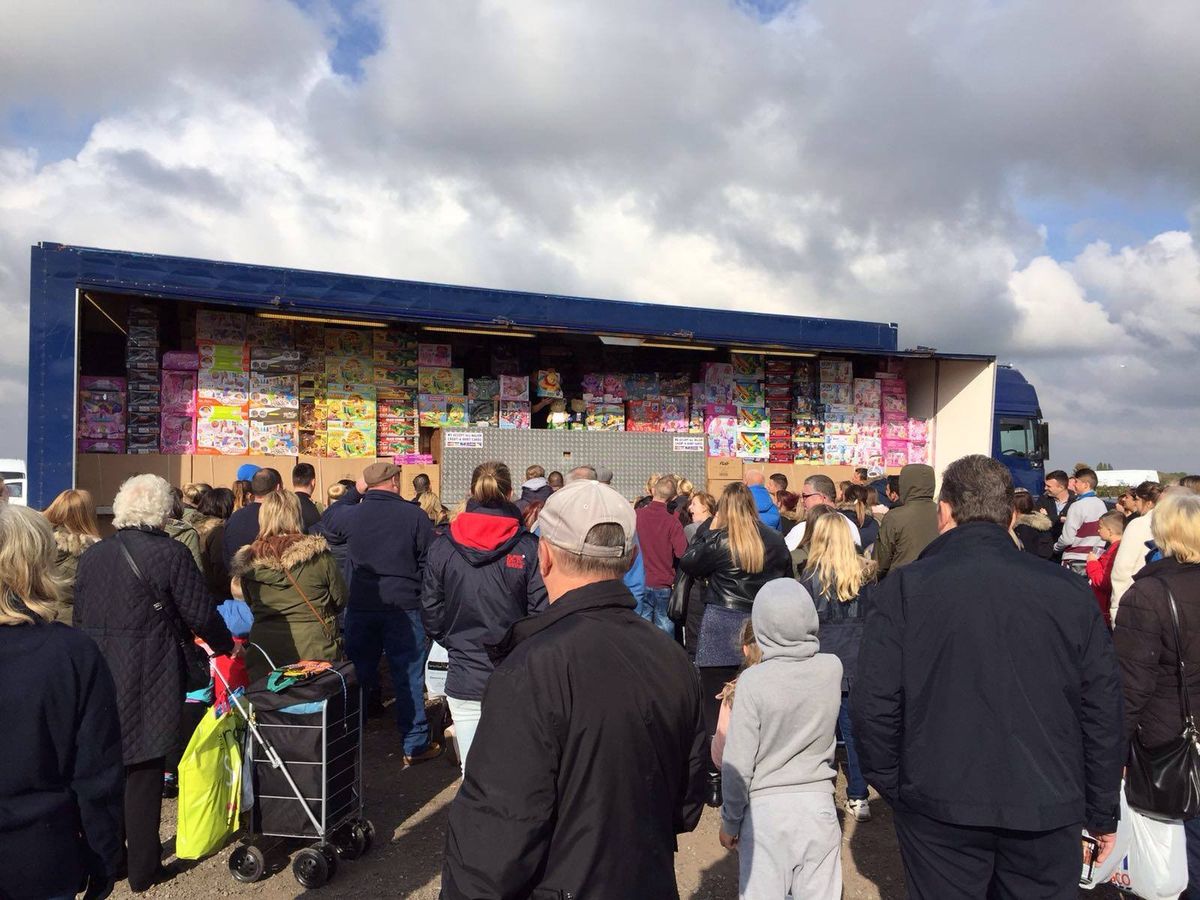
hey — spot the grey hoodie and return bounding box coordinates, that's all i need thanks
[720,578,843,837]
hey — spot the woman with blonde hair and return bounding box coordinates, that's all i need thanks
[421,461,547,773]
[418,491,451,537]
[1114,488,1200,860]
[681,481,791,806]
[42,488,101,624]
[74,473,234,892]
[233,490,347,681]
[0,504,124,900]
[801,511,878,823]
[180,482,211,527]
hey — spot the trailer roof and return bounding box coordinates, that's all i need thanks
[36,242,900,354]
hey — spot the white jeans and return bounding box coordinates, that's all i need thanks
[446,696,483,776]
[738,791,842,900]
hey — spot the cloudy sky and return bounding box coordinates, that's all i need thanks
[2,0,1198,470]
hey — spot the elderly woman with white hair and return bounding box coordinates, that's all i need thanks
[75,474,234,893]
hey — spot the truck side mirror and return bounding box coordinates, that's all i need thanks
[1035,422,1050,460]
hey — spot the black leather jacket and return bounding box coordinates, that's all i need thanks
[679,520,792,612]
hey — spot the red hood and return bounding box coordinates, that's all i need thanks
[450,510,521,552]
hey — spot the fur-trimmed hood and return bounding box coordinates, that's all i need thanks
[53,527,99,558]
[1016,511,1052,532]
[231,534,329,578]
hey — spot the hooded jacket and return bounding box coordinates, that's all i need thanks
[194,514,231,603]
[442,578,706,900]
[680,519,792,612]
[1014,510,1054,560]
[515,477,553,513]
[421,502,548,701]
[852,522,1124,833]
[747,483,781,530]
[49,527,99,625]
[874,464,938,578]
[164,517,203,570]
[720,579,842,838]
[233,534,347,681]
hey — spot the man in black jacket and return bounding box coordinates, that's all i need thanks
[222,467,282,566]
[443,480,707,899]
[291,462,322,532]
[327,462,437,763]
[1037,468,1076,553]
[852,455,1123,899]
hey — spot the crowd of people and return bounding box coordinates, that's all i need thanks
[4,455,1200,899]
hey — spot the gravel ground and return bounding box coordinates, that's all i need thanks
[109,702,1121,899]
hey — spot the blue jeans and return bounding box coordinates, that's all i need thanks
[838,692,868,800]
[345,607,430,756]
[639,586,675,637]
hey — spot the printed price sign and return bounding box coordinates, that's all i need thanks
[444,430,484,449]
[673,436,705,452]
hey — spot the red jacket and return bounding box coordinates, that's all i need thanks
[1086,541,1120,628]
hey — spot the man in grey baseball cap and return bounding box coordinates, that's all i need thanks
[443,480,707,899]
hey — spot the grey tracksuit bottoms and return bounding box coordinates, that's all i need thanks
[738,792,842,900]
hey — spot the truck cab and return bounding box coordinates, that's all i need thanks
[992,366,1050,495]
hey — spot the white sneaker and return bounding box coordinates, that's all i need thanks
[845,798,871,822]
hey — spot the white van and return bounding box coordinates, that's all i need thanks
[0,459,27,506]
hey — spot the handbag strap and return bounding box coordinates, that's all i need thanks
[1158,579,1195,727]
[272,548,335,642]
[116,531,192,646]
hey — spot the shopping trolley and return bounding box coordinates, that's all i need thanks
[210,646,375,889]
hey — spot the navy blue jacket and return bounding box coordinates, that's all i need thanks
[421,502,548,701]
[852,521,1124,834]
[325,486,433,612]
[222,501,261,568]
[0,621,124,898]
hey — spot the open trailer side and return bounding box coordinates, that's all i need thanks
[27,242,995,510]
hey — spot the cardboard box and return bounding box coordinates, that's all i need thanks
[706,457,743,481]
[77,453,193,510]
[705,477,742,498]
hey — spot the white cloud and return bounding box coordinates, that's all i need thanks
[1,0,1198,472]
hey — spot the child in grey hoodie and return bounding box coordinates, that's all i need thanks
[719,578,843,900]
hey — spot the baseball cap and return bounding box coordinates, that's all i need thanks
[236,463,261,481]
[595,466,614,485]
[362,462,400,486]
[538,480,636,558]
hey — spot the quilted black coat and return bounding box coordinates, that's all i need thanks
[75,526,234,765]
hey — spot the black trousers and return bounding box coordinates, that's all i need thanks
[122,757,165,891]
[893,804,1080,900]
[698,665,738,775]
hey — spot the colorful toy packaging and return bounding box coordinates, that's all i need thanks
[499,401,531,430]
[418,343,452,368]
[326,328,373,358]
[419,367,465,395]
[536,369,564,399]
[500,375,530,401]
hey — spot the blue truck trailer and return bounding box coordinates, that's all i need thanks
[25,242,1045,507]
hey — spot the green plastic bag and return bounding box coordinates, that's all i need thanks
[176,707,243,860]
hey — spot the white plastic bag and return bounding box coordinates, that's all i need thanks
[1107,789,1187,900]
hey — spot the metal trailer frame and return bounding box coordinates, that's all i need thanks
[210,647,373,888]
